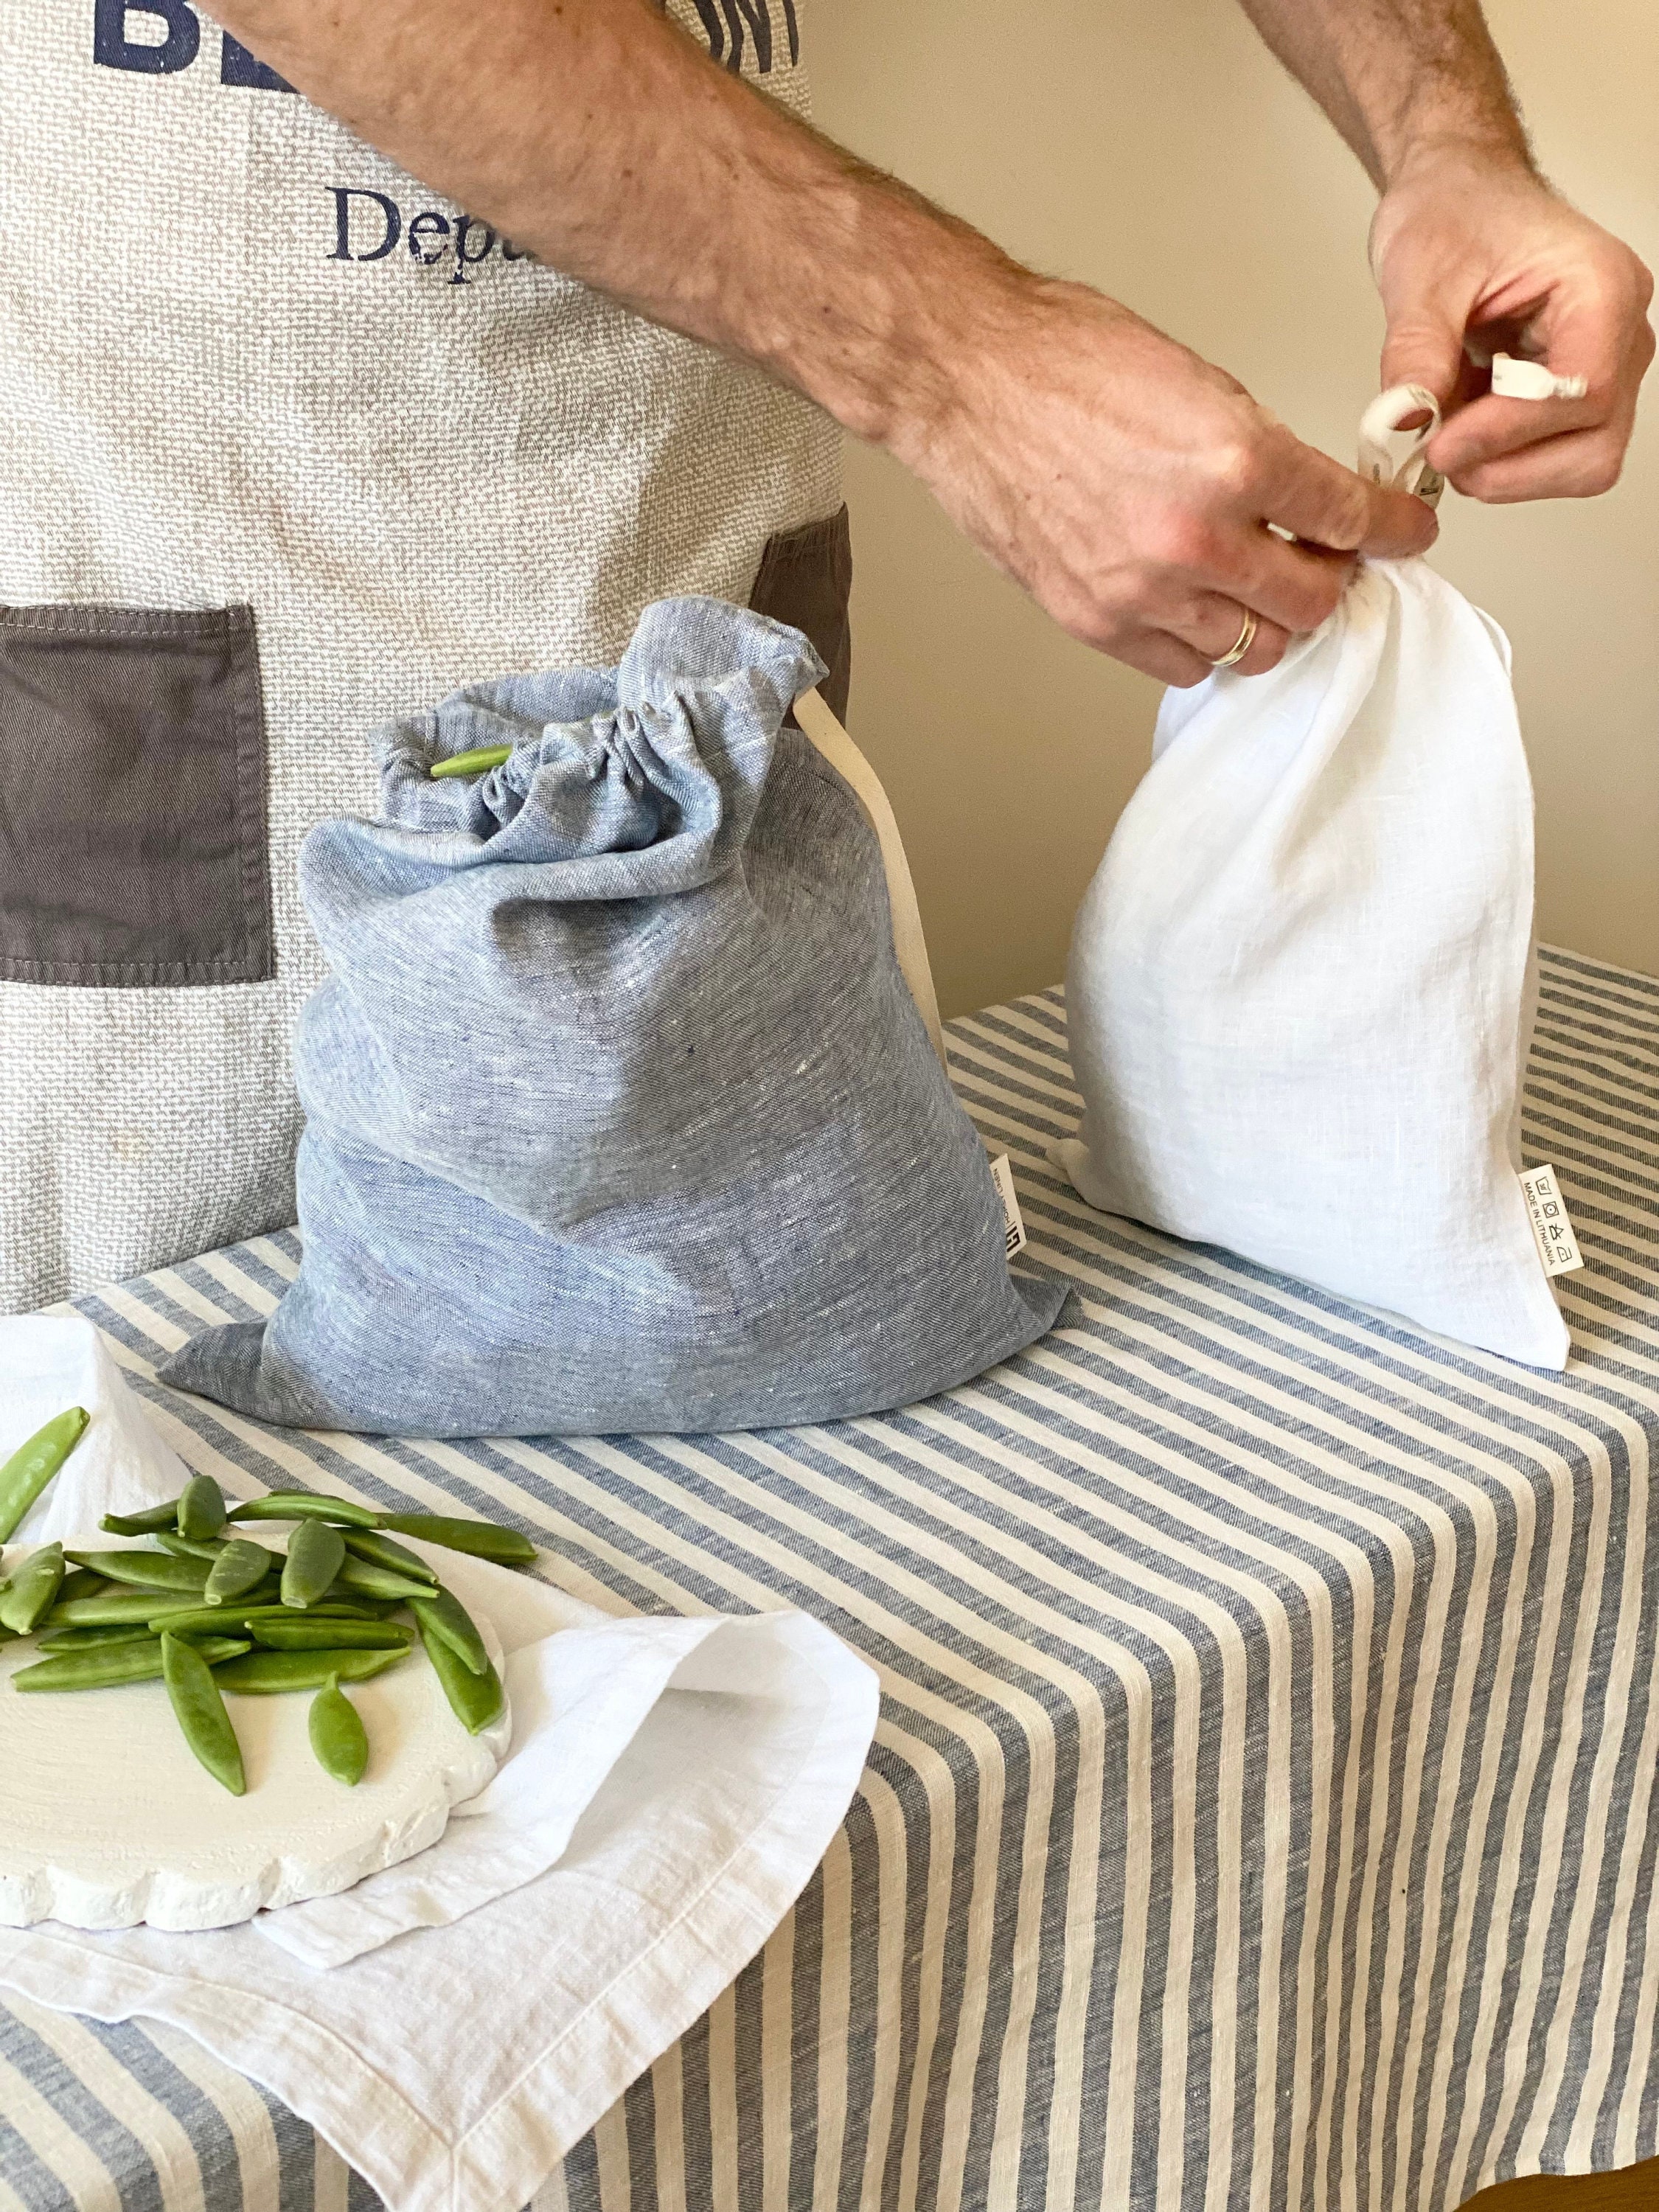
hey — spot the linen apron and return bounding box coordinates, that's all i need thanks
[0,0,845,1312]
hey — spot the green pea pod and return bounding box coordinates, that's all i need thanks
[161,1632,246,1795]
[341,1529,439,1585]
[0,1544,66,1635]
[154,1531,226,1562]
[176,1475,228,1543]
[54,1568,110,1607]
[0,1408,91,1544]
[377,1513,537,1566]
[428,743,514,781]
[36,1624,161,1652]
[101,1499,187,1537]
[212,1645,409,1694]
[46,1591,195,1628]
[13,1635,248,1692]
[63,1549,211,1593]
[417,1614,505,1735]
[251,1618,414,1651]
[226,1492,381,1529]
[204,1539,277,1604]
[309,1674,370,1784]
[409,1587,488,1677]
[333,1555,432,1603]
[146,1599,370,1636]
[282,1520,347,1609]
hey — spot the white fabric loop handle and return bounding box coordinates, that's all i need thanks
[1358,384,1446,507]
[793,687,947,1068]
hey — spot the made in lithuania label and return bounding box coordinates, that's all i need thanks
[1520,1164,1585,1278]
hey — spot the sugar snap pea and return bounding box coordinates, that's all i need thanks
[376,1512,536,1565]
[161,1632,246,1794]
[212,1645,408,1694]
[0,1544,66,1635]
[101,1499,187,1537]
[54,1568,109,1607]
[227,1492,380,1529]
[409,1586,488,1677]
[333,1555,432,1602]
[177,1474,227,1543]
[46,1590,193,1628]
[13,1635,248,1692]
[282,1520,346,1609]
[417,1614,504,1734]
[341,1529,439,1585]
[251,1618,414,1651]
[155,1531,226,1562]
[204,1538,277,1604]
[309,1673,369,1784]
[429,743,514,781]
[37,1624,161,1652]
[145,1599,366,1636]
[63,1548,211,1593]
[0,1407,90,1544]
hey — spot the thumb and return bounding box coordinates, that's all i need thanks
[1379,305,1467,413]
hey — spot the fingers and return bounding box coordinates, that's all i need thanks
[1379,307,1469,414]
[1165,594,1293,678]
[1447,422,1638,503]
[1251,427,1439,560]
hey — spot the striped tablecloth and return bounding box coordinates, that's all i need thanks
[4,944,1657,2212]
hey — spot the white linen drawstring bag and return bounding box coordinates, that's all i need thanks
[1055,389,1572,1368]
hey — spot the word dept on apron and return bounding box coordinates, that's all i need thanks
[0,0,847,1312]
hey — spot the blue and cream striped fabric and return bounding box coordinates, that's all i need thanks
[4,944,1656,2212]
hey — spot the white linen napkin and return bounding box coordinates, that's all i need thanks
[0,1340,881,2212]
[0,1315,189,1547]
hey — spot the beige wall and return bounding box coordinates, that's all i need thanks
[811,0,1659,1018]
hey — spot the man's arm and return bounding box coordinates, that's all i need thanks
[1236,0,1654,500]
[206,0,1436,687]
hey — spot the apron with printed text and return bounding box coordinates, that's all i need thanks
[0,0,846,1310]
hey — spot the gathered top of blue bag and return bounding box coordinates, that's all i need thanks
[350,597,827,897]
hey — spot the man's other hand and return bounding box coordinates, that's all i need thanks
[1371,147,1655,502]
[898,279,1437,687]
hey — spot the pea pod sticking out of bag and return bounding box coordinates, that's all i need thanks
[281,1520,347,1610]
[161,1632,246,1795]
[0,1544,66,1635]
[428,744,513,782]
[226,1492,382,1529]
[377,1513,538,1567]
[204,1538,279,1604]
[309,1673,370,1785]
[0,1407,90,1545]
[176,1475,227,1543]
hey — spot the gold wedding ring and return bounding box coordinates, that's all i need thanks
[1210,608,1257,669]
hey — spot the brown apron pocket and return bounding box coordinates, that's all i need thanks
[748,505,852,722]
[0,603,274,987]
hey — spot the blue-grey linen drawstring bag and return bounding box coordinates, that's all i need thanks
[161,598,1066,1436]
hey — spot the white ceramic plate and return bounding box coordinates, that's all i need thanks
[0,1534,509,1931]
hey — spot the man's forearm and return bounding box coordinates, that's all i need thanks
[1232,0,1532,187]
[205,0,1004,465]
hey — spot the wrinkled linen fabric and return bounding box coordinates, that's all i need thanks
[1057,555,1569,1369]
[164,599,1065,1434]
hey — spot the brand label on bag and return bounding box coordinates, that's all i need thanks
[990,1153,1028,1259]
[1520,1164,1585,1277]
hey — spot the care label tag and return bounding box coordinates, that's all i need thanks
[1520,1164,1585,1277]
[990,1153,1028,1259]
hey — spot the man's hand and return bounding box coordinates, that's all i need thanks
[893,276,1436,686]
[1371,147,1655,501]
